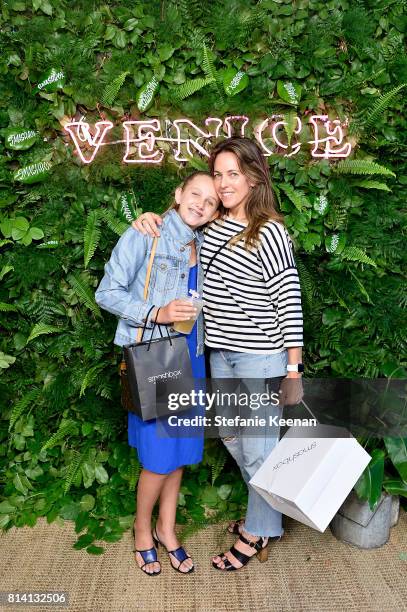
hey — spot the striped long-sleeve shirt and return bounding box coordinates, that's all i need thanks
[200,217,303,354]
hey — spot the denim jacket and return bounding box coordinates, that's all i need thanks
[95,209,205,356]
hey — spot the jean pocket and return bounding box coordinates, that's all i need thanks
[150,257,180,293]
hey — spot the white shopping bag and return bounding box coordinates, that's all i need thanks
[249,416,371,533]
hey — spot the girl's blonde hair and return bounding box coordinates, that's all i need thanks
[164,171,225,219]
[208,137,283,248]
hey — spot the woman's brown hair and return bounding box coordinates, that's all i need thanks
[208,137,283,249]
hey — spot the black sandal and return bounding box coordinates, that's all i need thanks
[132,525,161,576]
[212,533,269,571]
[152,527,194,574]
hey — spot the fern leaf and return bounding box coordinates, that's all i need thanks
[211,448,227,485]
[278,184,311,211]
[9,388,41,432]
[67,273,101,318]
[101,71,129,106]
[202,44,216,81]
[173,77,215,101]
[335,160,396,177]
[128,452,141,491]
[363,83,406,130]
[282,111,297,145]
[353,180,392,192]
[101,209,128,236]
[84,210,102,268]
[63,444,91,494]
[41,419,77,452]
[80,364,105,397]
[26,322,61,344]
[0,302,18,312]
[341,247,377,267]
[296,259,316,310]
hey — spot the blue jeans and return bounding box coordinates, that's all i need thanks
[209,349,288,537]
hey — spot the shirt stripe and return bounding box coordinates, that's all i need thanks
[201,218,303,354]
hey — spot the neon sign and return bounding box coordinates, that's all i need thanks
[64,114,352,164]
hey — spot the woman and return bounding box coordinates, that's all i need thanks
[133,137,304,571]
[95,172,220,576]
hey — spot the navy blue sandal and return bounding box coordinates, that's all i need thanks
[132,526,161,576]
[153,527,194,574]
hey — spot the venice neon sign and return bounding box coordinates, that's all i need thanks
[64,114,352,165]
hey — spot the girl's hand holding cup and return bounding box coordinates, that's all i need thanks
[153,299,197,324]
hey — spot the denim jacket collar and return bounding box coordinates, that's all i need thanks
[161,209,204,247]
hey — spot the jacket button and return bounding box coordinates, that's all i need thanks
[180,247,185,252]
[181,273,186,279]
[160,263,167,270]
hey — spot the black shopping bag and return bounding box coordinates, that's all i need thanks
[123,312,195,421]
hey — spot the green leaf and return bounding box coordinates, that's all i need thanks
[84,210,101,268]
[29,227,44,240]
[26,323,60,344]
[355,449,385,510]
[173,77,214,101]
[217,484,232,500]
[158,45,175,61]
[335,160,396,178]
[67,273,101,318]
[223,69,249,96]
[9,388,41,431]
[325,233,346,254]
[95,464,109,484]
[35,68,65,94]
[383,478,407,498]
[384,437,407,482]
[4,127,39,150]
[116,192,139,223]
[277,80,302,105]
[279,184,311,211]
[136,77,159,112]
[0,500,17,513]
[73,533,94,549]
[0,352,16,369]
[353,180,391,192]
[86,545,105,555]
[79,494,95,511]
[340,247,376,267]
[101,71,129,107]
[13,161,52,184]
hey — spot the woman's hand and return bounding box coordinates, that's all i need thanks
[279,372,304,406]
[132,212,163,237]
[153,299,197,324]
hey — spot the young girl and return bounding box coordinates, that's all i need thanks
[95,172,220,576]
[133,137,304,572]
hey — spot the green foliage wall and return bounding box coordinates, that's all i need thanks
[0,0,406,551]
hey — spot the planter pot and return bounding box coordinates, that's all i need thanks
[330,490,392,549]
[391,495,400,527]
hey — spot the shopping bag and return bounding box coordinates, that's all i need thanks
[123,319,194,421]
[249,421,371,532]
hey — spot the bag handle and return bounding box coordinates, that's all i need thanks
[136,236,159,343]
[205,229,245,275]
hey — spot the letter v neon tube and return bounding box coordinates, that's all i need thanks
[64,121,114,164]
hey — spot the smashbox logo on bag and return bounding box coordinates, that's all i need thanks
[147,370,182,384]
[273,441,317,470]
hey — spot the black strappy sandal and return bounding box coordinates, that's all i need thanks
[152,527,194,574]
[132,525,161,576]
[212,533,270,571]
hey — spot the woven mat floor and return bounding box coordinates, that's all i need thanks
[1,512,406,612]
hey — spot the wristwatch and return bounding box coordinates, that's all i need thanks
[286,363,304,373]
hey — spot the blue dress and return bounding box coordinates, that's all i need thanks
[127,264,205,474]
